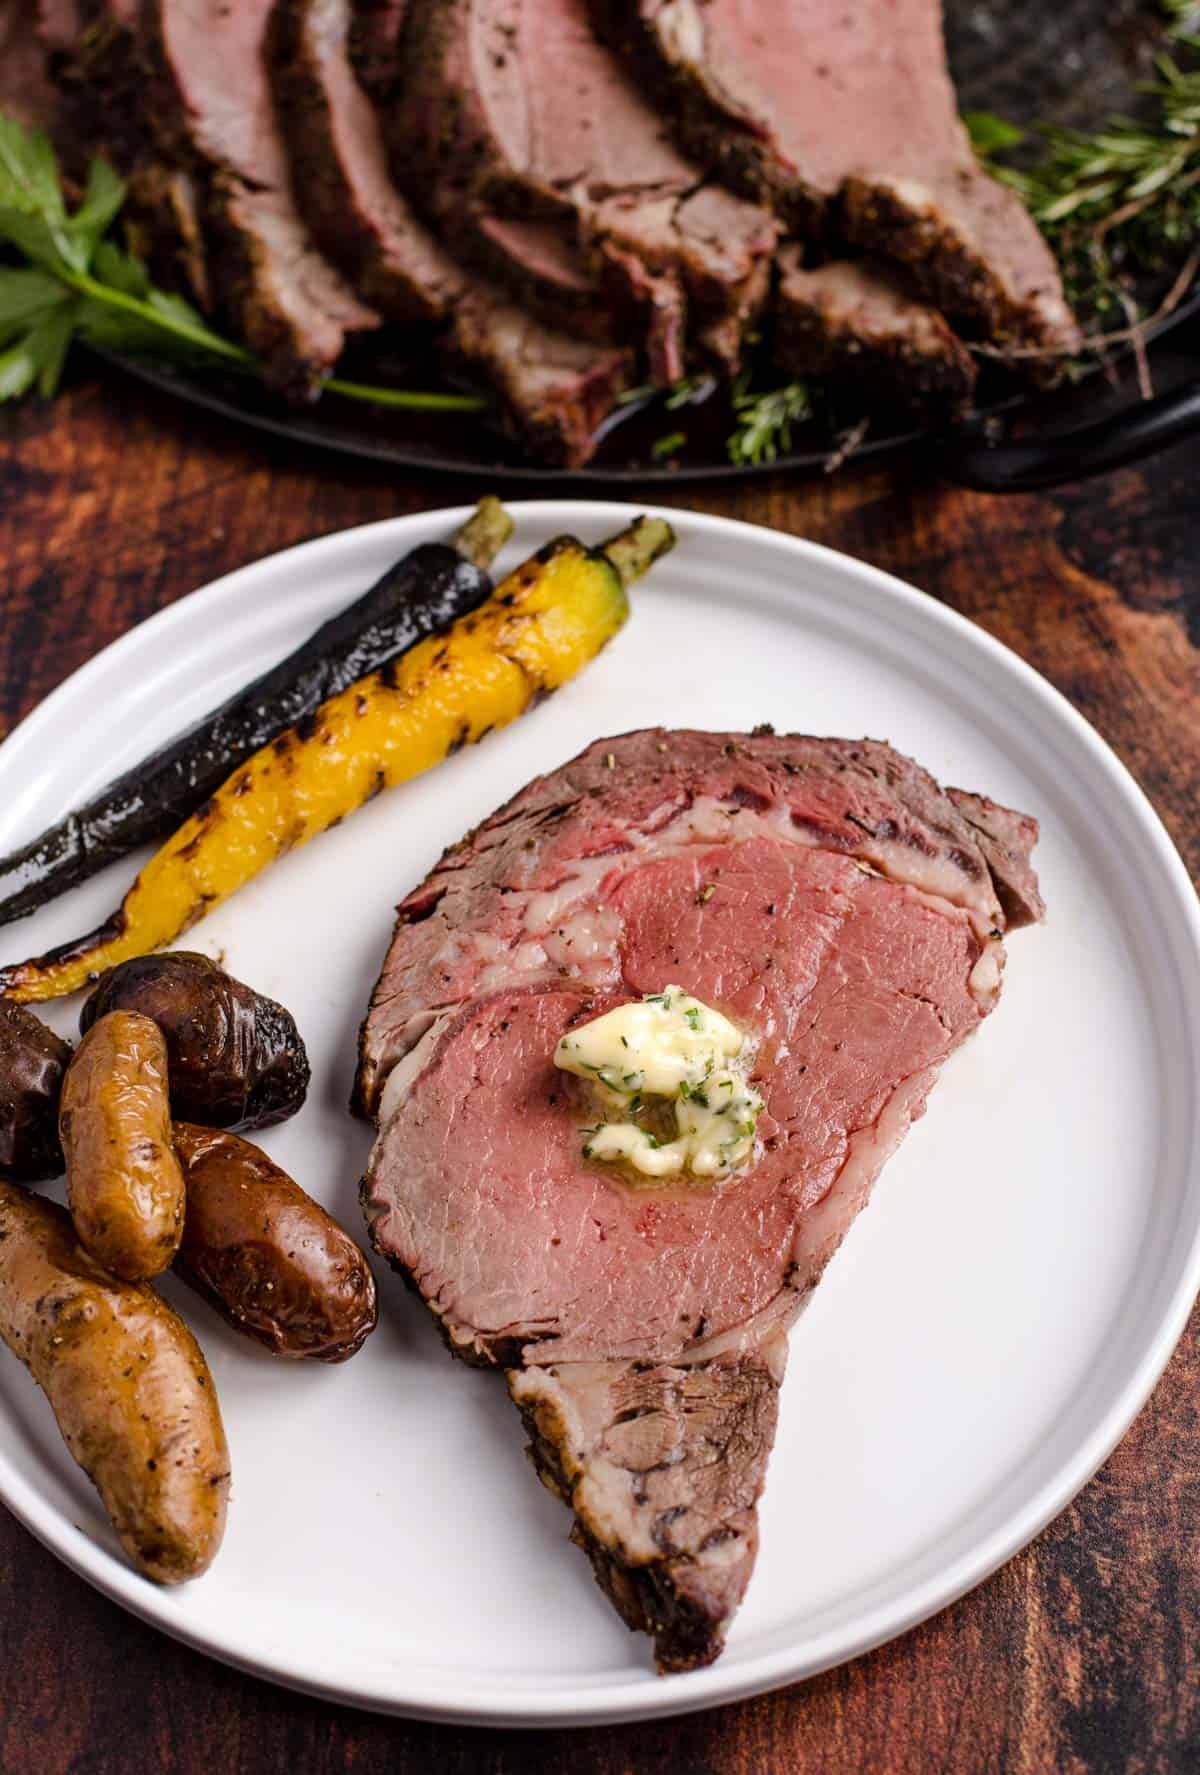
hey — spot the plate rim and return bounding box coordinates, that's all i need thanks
[1,500,1198,1727]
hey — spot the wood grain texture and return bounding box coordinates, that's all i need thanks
[1,354,1198,1775]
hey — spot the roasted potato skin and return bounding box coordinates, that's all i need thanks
[0,998,71,1179]
[0,1180,230,1584]
[173,1122,377,1362]
[60,1010,185,1280]
[80,952,309,1133]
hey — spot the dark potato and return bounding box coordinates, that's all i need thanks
[80,952,309,1133]
[60,1011,185,1281]
[0,998,71,1179]
[0,1179,230,1585]
[172,1123,377,1362]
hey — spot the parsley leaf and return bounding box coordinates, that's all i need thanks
[0,110,488,414]
[963,111,1026,155]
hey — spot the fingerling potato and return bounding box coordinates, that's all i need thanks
[172,1123,377,1362]
[80,952,310,1133]
[0,998,71,1180]
[60,1011,185,1280]
[0,1180,230,1584]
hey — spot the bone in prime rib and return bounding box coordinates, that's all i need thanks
[393,0,780,382]
[358,729,1043,1670]
[593,0,1080,358]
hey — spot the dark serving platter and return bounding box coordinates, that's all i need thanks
[97,0,1200,489]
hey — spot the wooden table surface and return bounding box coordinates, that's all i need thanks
[0,357,1197,1775]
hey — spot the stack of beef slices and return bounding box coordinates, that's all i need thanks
[19,0,1078,465]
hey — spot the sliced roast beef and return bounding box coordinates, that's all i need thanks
[775,250,976,419]
[347,0,407,96]
[39,1,212,306]
[270,0,459,324]
[358,728,1042,1667]
[35,0,83,56]
[510,1333,786,1671]
[446,287,632,467]
[946,787,1046,930]
[393,0,778,381]
[595,0,1079,360]
[268,0,631,467]
[144,0,379,397]
[3,0,68,132]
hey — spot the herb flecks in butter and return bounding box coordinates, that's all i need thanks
[554,985,763,1182]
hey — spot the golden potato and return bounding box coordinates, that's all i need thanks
[0,1180,229,1584]
[60,1010,185,1280]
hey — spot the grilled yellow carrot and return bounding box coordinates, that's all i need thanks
[0,518,672,1003]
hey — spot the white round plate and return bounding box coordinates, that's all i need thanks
[0,503,1197,1727]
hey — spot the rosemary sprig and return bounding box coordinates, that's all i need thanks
[1163,0,1200,36]
[969,36,1200,321]
[727,377,812,466]
[0,114,486,413]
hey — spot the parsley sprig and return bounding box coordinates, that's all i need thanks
[0,115,485,412]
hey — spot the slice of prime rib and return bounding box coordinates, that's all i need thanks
[774,250,977,419]
[35,0,82,54]
[347,0,408,96]
[38,2,213,307]
[142,0,380,397]
[358,729,1043,1669]
[594,0,1079,360]
[4,2,68,131]
[268,0,633,465]
[394,0,779,382]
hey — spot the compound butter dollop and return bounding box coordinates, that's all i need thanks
[554,985,763,1181]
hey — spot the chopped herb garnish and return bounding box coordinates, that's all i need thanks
[683,1007,702,1031]
[696,883,716,904]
